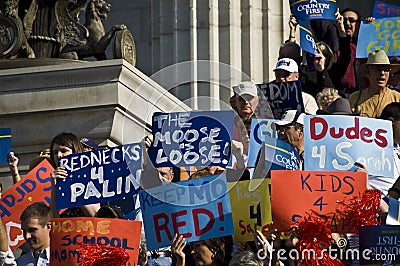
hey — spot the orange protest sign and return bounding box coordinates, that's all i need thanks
[0,160,53,250]
[50,217,142,266]
[271,170,367,232]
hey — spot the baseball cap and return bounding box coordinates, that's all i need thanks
[80,138,99,150]
[233,81,258,97]
[274,58,299,73]
[272,110,305,129]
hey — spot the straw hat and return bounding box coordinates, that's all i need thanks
[358,50,400,77]
[29,149,51,170]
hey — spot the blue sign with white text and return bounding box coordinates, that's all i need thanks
[257,81,305,120]
[0,128,11,163]
[304,115,394,178]
[290,0,337,21]
[373,0,400,18]
[356,17,400,58]
[248,119,278,167]
[148,111,234,168]
[55,143,142,210]
[139,174,234,251]
[299,21,317,55]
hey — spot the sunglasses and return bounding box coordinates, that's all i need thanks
[343,17,357,23]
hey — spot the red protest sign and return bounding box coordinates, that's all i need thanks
[0,160,53,250]
[50,217,142,266]
[271,170,367,232]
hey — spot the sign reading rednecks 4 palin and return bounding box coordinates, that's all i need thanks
[304,115,394,178]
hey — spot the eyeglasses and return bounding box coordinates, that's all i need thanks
[370,66,391,73]
[343,17,357,23]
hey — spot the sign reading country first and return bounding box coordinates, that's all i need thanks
[148,111,234,168]
[290,0,337,21]
[56,143,142,210]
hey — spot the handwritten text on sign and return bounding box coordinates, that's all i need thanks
[0,160,53,250]
[228,179,271,242]
[290,0,337,21]
[373,1,400,19]
[356,17,400,58]
[50,218,142,266]
[304,115,393,178]
[257,81,304,120]
[57,143,142,210]
[148,111,234,168]
[271,170,366,232]
[139,174,234,251]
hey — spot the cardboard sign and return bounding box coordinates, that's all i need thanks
[139,174,234,251]
[271,170,367,232]
[148,111,234,168]
[247,119,278,167]
[359,225,400,265]
[265,136,300,172]
[257,81,305,120]
[50,217,141,266]
[0,160,54,250]
[290,0,337,21]
[304,115,394,178]
[56,143,142,210]
[228,179,272,242]
[0,128,11,163]
[356,17,400,58]
[373,0,400,18]
[299,21,318,55]
[387,197,400,225]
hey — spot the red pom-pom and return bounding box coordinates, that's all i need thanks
[78,244,130,266]
[294,215,345,266]
[336,189,381,234]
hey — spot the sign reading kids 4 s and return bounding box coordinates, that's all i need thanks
[148,111,234,168]
[304,116,393,178]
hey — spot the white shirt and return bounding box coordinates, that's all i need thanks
[16,247,50,266]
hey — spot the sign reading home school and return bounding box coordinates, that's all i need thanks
[148,111,234,168]
[56,143,142,210]
[257,81,304,119]
[304,115,394,178]
[290,0,337,21]
[139,174,233,251]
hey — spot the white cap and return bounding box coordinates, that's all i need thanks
[233,81,258,97]
[272,110,305,130]
[274,58,299,73]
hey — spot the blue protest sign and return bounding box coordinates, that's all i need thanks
[265,136,300,171]
[257,81,305,120]
[148,111,234,168]
[304,115,394,178]
[359,225,400,265]
[299,21,318,55]
[290,0,337,21]
[373,0,400,18]
[139,174,234,251]
[248,119,278,167]
[55,143,142,210]
[387,197,400,225]
[356,17,400,58]
[0,128,12,163]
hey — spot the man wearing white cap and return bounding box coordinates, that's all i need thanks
[232,81,260,155]
[273,58,319,115]
[272,109,306,168]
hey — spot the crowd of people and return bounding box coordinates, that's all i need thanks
[0,6,400,266]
